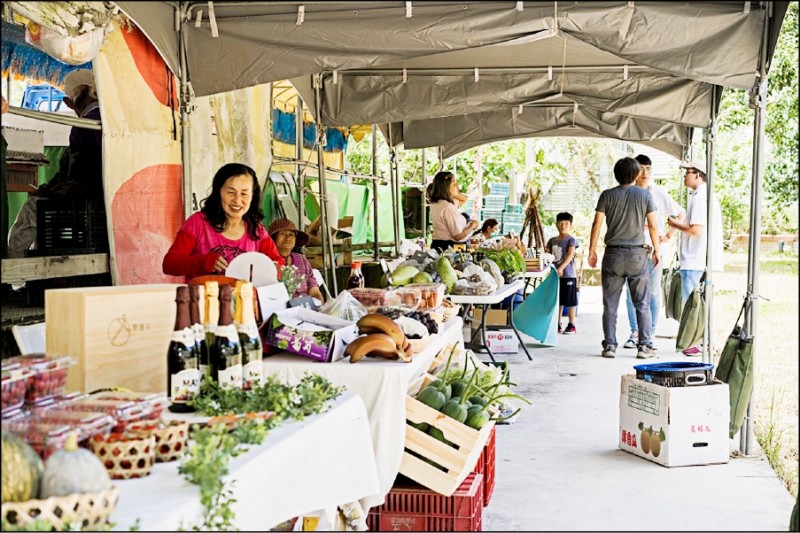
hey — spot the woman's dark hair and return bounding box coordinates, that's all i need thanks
[613,157,640,185]
[200,163,264,241]
[480,218,499,233]
[428,171,455,203]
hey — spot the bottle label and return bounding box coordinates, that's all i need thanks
[218,363,243,390]
[170,368,201,403]
[215,324,240,344]
[171,327,196,348]
[242,360,263,391]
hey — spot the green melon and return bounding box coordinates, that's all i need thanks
[1,432,44,503]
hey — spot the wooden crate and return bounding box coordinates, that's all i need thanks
[45,284,182,393]
[400,377,495,497]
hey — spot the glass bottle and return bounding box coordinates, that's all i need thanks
[211,284,243,390]
[188,284,210,384]
[167,286,201,413]
[235,281,263,391]
[347,262,365,289]
[202,281,219,382]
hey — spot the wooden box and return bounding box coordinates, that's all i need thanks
[45,284,183,394]
[400,375,495,496]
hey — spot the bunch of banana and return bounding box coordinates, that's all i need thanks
[346,314,414,363]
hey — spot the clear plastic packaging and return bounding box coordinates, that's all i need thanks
[90,391,169,421]
[393,286,422,311]
[6,354,74,403]
[347,288,398,309]
[2,418,71,460]
[61,398,152,433]
[1,362,31,415]
[407,283,446,310]
[319,290,369,322]
[33,409,116,445]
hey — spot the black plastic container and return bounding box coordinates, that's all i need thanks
[633,362,714,387]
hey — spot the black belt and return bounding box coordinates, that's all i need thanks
[606,245,646,249]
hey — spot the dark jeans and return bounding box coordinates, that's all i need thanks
[601,247,652,350]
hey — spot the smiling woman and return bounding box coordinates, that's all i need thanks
[162,163,284,283]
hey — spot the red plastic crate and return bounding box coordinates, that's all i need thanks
[483,426,496,506]
[368,473,483,531]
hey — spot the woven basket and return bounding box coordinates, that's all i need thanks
[128,420,190,463]
[90,433,156,479]
[1,486,119,531]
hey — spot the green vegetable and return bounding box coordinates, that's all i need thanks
[483,249,526,276]
[391,266,420,286]
[418,385,446,411]
[412,272,434,284]
[435,256,458,292]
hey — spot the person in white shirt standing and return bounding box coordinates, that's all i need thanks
[622,154,686,349]
[427,171,479,252]
[667,160,724,355]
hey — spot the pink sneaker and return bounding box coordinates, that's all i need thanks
[682,345,702,356]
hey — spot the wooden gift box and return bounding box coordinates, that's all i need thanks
[45,284,183,393]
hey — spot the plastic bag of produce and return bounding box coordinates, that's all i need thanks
[481,258,504,286]
[319,290,369,322]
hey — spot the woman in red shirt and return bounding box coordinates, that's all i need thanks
[163,163,284,282]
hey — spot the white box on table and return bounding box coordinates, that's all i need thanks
[618,374,730,467]
[262,307,359,362]
[484,329,518,354]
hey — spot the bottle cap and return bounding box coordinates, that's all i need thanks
[352,262,361,268]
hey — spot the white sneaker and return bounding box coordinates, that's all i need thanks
[623,332,638,349]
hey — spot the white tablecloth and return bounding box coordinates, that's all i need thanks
[262,317,464,509]
[111,393,380,531]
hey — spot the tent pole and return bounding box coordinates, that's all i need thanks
[702,86,717,367]
[740,18,771,455]
[421,148,427,249]
[313,75,338,295]
[296,94,305,229]
[396,147,403,257]
[372,124,379,261]
[178,4,192,220]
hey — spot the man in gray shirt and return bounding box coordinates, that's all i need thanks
[588,157,661,359]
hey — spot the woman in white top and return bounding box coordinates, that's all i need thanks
[428,171,479,251]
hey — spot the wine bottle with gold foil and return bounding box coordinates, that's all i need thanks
[202,281,219,382]
[211,284,243,389]
[235,281,263,391]
[167,286,201,412]
[188,284,210,383]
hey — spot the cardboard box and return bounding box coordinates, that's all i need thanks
[45,284,183,394]
[618,374,730,467]
[262,307,359,362]
[471,309,508,329]
[484,329,518,354]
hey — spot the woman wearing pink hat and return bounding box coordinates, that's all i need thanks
[267,218,325,303]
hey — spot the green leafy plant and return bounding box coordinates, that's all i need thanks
[180,374,343,530]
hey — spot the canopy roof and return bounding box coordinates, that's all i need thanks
[114,1,787,156]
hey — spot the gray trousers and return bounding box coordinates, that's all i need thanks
[601,247,652,350]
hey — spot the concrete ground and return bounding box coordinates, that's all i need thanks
[477,285,795,531]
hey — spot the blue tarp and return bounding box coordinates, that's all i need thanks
[512,266,560,346]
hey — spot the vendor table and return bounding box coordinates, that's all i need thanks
[521,268,552,295]
[447,280,532,363]
[111,392,380,531]
[262,317,464,509]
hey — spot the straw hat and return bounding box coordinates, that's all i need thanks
[267,218,310,247]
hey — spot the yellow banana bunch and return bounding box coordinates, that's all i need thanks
[347,314,413,363]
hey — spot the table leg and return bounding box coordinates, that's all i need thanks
[464,303,496,363]
[479,304,497,363]
[508,303,532,361]
[523,277,532,296]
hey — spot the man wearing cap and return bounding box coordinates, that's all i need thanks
[667,160,724,356]
[267,218,325,303]
[8,69,103,257]
[622,154,686,350]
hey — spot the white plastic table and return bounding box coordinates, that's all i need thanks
[447,280,532,362]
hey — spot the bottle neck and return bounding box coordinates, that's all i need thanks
[239,283,257,326]
[174,287,191,331]
[189,284,203,325]
[218,285,234,327]
[205,282,219,326]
